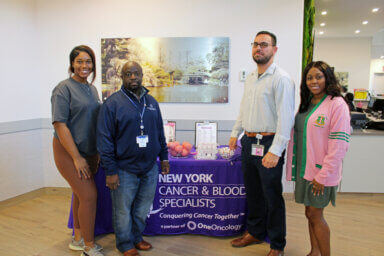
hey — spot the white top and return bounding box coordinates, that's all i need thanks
[231,63,295,156]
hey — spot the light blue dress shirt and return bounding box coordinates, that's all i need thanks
[231,63,295,157]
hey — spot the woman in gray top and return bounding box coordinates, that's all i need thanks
[51,45,103,256]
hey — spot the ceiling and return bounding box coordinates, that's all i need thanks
[314,0,384,38]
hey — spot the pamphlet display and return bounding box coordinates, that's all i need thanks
[195,122,217,147]
[164,121,176,143]
[195,122,218,160]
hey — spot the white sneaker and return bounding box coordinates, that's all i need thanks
[69,237,84,251]
[81,246,105,256]
[69,237,103,252]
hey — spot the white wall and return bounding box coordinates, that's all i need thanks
[35,0,303,121]
[0,130,45,201]
[371,59,384,73]
[0,0,48,200]
[313,37,372,92]
[0,0,304,200]
[0,0,41,122]
[370,59,384,95]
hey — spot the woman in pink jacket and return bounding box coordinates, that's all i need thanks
[286,61,350,256]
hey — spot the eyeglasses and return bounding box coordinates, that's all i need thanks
[123,71,141,77]
[251,42,274,48]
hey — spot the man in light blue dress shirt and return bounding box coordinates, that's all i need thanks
[229,31,295,256]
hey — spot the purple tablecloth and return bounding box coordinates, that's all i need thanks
[68,152,247,236]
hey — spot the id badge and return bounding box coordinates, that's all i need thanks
[136,135,149,148]
[251,143,264,156]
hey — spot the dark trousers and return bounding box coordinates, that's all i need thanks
[241,135,286,250]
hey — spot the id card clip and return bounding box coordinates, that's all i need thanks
[252,134,264,156]
[256,134,263,145]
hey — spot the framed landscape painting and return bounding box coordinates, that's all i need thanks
[101,37,229,103]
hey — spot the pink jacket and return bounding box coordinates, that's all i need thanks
[286,95,351,186]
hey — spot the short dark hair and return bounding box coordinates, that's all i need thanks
[298,61,342,113]
[256,31,277,46]
[69,45,96,83]
[345,92,354,101]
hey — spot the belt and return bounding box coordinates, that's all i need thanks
[244,131,275,137]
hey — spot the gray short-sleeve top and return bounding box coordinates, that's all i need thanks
[51,77,101,157]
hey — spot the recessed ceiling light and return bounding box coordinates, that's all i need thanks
[355,30,360,34]
[380,56,384,59]
[321,11,327,15]
[320,23,326,27]
[362,21,368,25]
[319,31,324,35]
[372,8,379,12]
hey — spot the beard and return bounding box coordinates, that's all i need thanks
[253,53,273,65]
[124,80,142,94]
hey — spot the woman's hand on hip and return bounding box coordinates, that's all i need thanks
[73,156,91,179]
[310,179,324,196]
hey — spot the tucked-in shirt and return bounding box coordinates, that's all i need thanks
[97,86,168,176]
[51,77,101,157]
[231,63,295,156]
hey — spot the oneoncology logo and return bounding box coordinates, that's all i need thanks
[187,221,197,230]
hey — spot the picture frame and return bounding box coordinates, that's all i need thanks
[101,37,229,103]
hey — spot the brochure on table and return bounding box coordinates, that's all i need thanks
[164,121,176,143]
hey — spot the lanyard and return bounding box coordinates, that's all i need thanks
[120,89,146,135]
